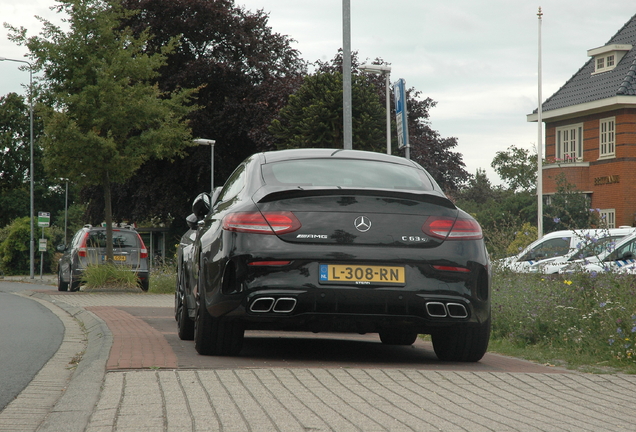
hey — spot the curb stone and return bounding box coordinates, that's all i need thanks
[0,291,112,432]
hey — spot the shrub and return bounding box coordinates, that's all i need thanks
[492,268,636,370]
[149,260,176,294]
[81,263,139,291]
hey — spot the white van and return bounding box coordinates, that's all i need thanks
[499,227,636,273]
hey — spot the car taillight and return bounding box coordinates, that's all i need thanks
[78,232,89,257]
[137,234,148,258]
[422,216,483,240]
[223,212,301,235]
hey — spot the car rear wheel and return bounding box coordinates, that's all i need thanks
[432,318,491,362]
[57,269,69,292]
[194,284,244,356]
[379,330,418,345]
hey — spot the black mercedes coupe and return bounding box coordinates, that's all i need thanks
[175,148,491,361]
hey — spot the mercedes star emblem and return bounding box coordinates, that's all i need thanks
[354,216,372,232]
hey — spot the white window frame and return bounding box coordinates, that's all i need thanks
[555,123,584,162]
[599,117,615,158]
[599,209,616,229]
[593,53,619,74]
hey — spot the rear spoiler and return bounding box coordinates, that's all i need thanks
[252,186,456,210]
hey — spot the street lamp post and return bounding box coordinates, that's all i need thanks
[1,56,35,278]
[359,63,392,155]
[193,139,216,193]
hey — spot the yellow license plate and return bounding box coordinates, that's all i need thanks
[113,255,127,262]
[319,264,405,285]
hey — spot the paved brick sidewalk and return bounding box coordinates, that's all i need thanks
[5,290,636,431]
[86,306,178,370]
[87,368,636,432]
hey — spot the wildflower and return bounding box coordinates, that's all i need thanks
[600,302,607,307]
[632,327,636,333]
[591,271,598,277]
[553,217,561,223]
[609,338,615,345]
[563,280,573,285]
[618,328,623,334]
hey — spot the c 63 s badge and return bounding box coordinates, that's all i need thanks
[401,235,429,243]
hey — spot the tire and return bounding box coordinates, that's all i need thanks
[69,273,81,292]
[379,330,418,345]
[57,269,69,292]
[194,282,244,356]
[177,290,195,341]
[432,318,491,362]
[139,278,149,292]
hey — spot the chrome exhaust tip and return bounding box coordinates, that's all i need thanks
[250,297,275,313]
[426,302,447,318]
[446,303,468,319]
[273,297,297,313]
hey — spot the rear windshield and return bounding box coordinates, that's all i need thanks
[262,159,435,191]
[86,230,139,249]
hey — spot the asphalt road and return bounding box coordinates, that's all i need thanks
[0,281,64,410]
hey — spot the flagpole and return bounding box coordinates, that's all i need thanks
[537,6,544,239]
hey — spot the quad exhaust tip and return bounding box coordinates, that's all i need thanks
[249,297,297,313]
[425,301,468,319]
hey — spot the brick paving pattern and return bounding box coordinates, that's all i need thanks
[87,368,636,432]
[4,288,636,432]
[86,306,178,370]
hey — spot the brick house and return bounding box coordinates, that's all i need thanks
[527,14,636,228]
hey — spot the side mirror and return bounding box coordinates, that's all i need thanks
[192,192,211,220]
[185,213,198,230]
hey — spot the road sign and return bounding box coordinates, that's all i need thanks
[393,79,409,149]
[39,238,47,252]
[37,212,50,228]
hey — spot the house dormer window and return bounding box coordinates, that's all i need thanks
[588,44,632,74]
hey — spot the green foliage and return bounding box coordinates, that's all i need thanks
[149,260,176,294]
[492,269,636,372]
[7,0,198,260]
[506,223,538,256]
[455,169,537,259]
[81,263,138,290]
[0,217,63,275]
[544,172,598,232]
[270,72,385,152]
[491,145,537,193]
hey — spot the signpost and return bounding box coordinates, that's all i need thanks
[393,78,410,159]
[37,212,50,279]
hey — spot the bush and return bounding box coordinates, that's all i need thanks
[81,263,139,290]
[149,260,176,294]
[492,268,636,371]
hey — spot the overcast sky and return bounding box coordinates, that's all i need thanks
[2,1,635,184]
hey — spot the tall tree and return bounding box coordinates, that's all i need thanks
[269,71,385,151]
[491,145,537,193]
[7,0,197,260]
[0,92,66,228]
[306,53,469,192]
[79,0,306,226]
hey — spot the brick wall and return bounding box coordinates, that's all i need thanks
[542,108,636,226]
